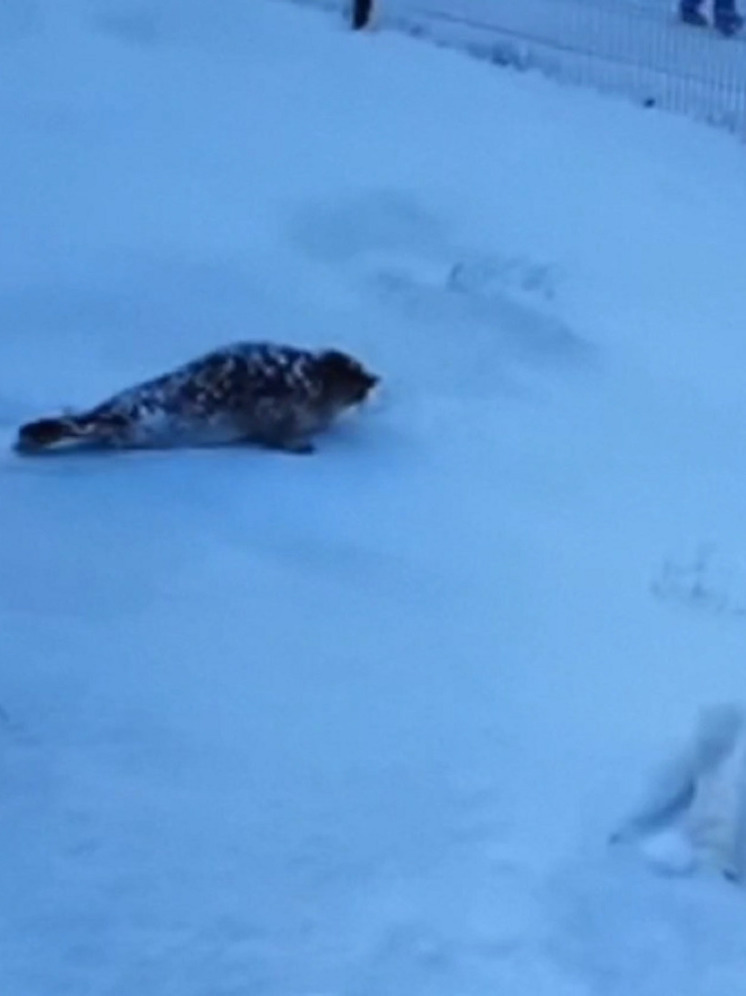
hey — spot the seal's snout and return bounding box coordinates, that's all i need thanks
[352,368,379,403]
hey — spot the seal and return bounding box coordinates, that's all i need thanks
[15,341,379,455]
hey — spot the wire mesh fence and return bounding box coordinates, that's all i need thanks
[289,0,746,136]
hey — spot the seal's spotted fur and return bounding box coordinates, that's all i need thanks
[16,342,378,455]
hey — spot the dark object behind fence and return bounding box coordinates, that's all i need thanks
[352,0,373,29]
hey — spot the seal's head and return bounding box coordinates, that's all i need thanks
[315,349,379,410]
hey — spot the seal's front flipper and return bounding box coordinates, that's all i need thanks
[278,436,316,455]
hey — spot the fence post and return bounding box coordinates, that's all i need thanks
[352,0,373,30]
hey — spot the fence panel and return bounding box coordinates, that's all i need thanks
[290,0,746,135]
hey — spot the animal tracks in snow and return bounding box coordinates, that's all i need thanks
[290,190,591,395]
[652,543,746,620]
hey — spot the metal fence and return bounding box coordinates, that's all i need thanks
[292,0,746,136]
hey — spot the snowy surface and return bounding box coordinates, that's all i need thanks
[3,1,746,993]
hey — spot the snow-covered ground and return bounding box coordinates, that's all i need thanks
[3,1,746,992]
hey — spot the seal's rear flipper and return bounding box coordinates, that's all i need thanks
[15,417,87,453]
[15,410,131,454]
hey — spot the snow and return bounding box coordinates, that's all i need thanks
[3,0,746,992]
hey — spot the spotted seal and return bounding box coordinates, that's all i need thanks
[15,341,378,455]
